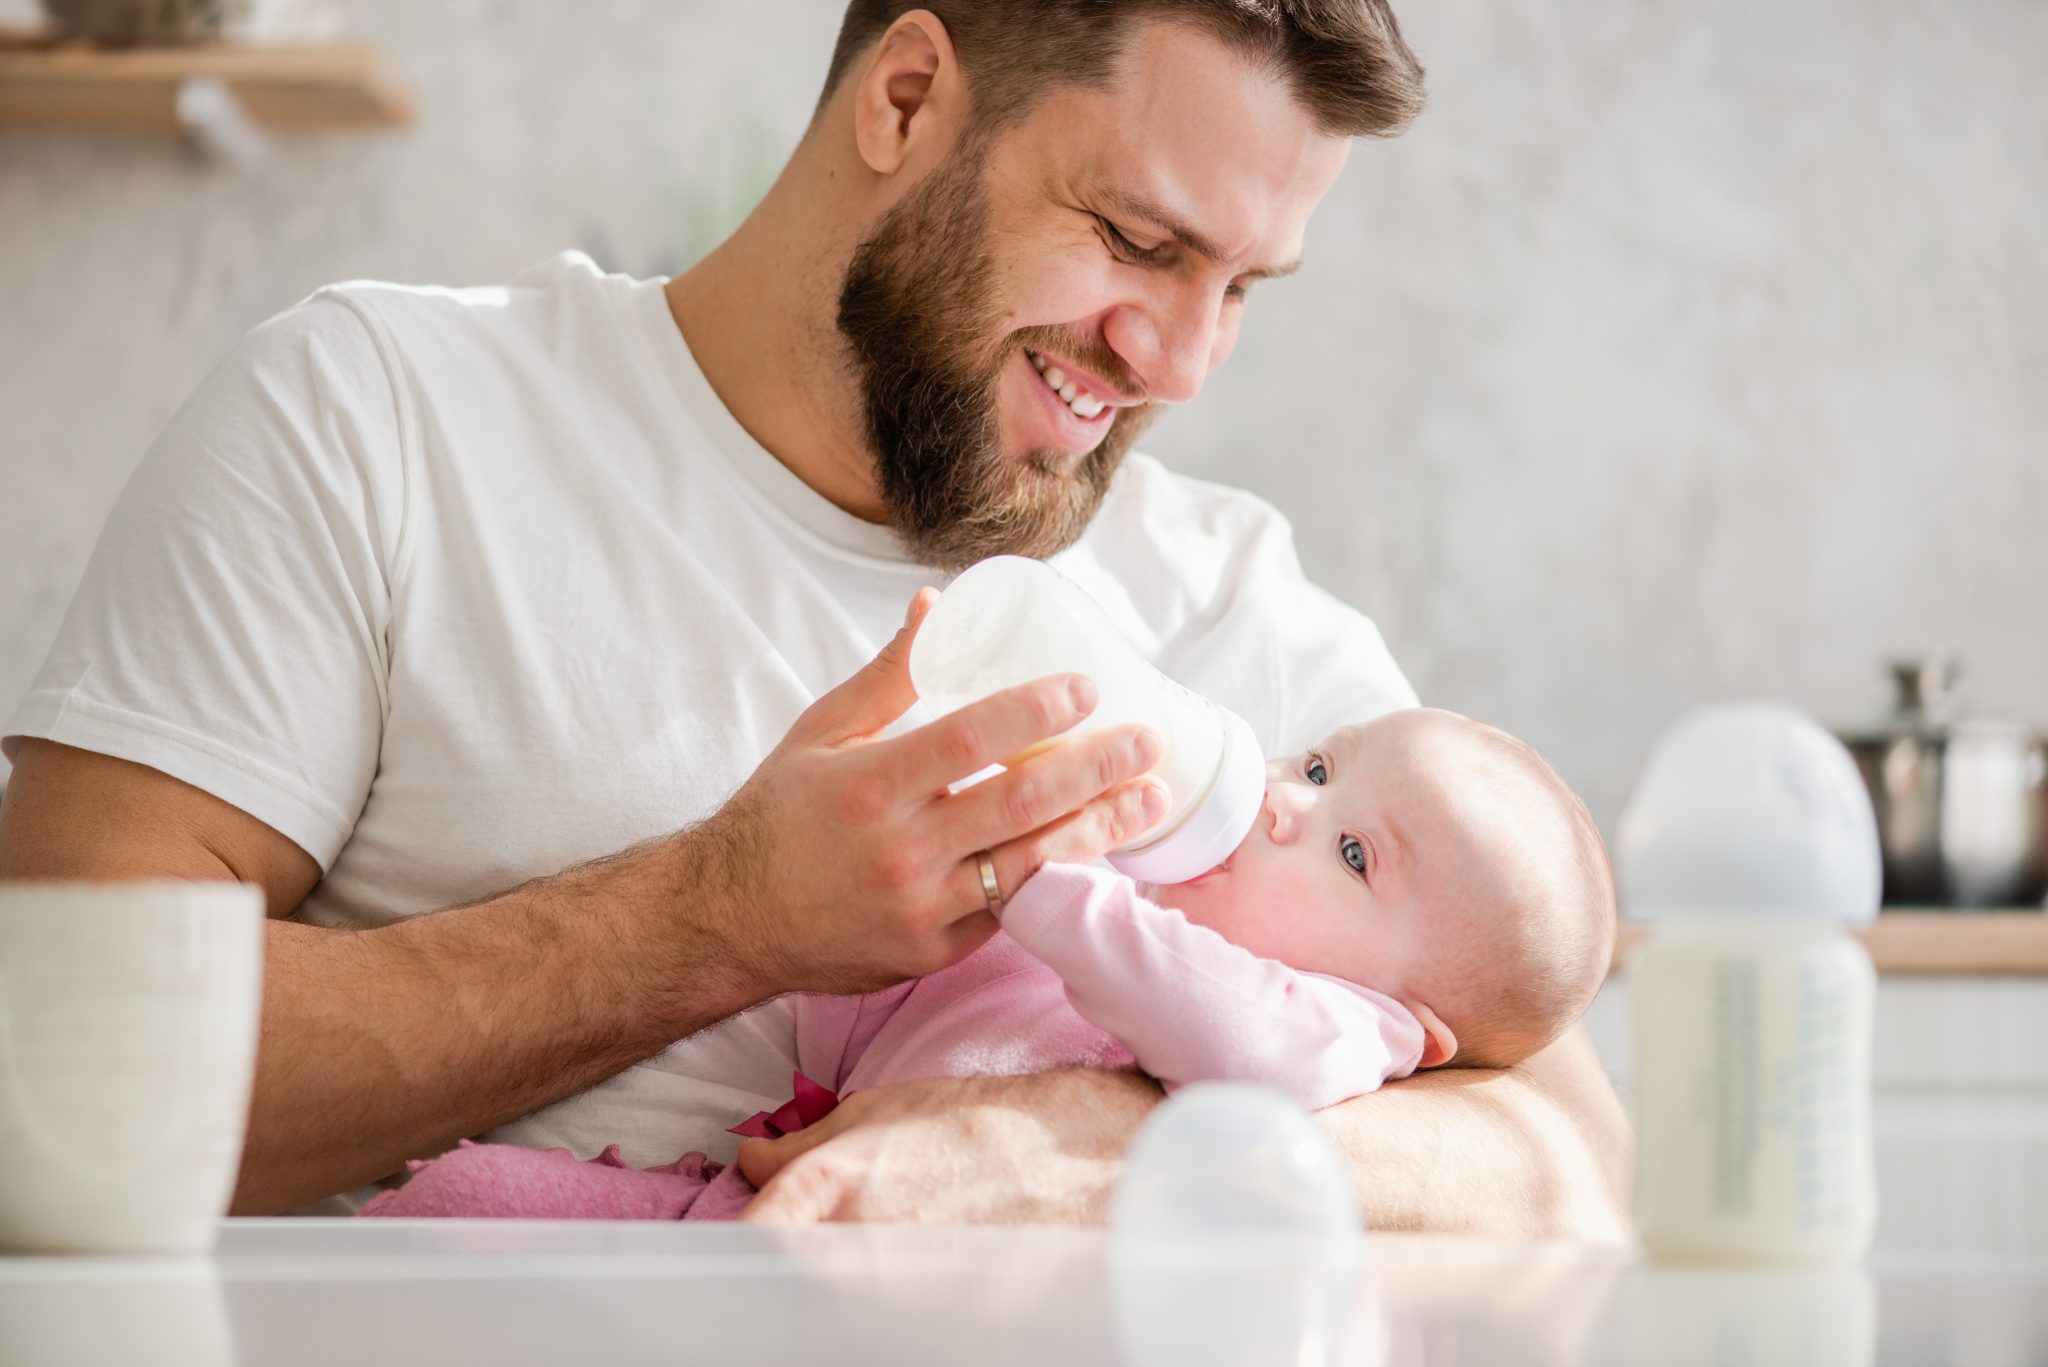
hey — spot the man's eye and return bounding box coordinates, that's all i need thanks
[1305,754,1328,786]
[1095,216,1155,261]
[1341,837,1367,875]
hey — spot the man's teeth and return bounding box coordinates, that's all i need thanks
[1028,351,1107,420]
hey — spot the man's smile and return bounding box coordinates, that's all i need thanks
[1027,347,1140,417]
[1010,347,1123,456]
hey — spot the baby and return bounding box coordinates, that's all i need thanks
[363,706,1615,1221]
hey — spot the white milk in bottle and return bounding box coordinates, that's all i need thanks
[908,556,1264,884]
[1617,702,1883,1263]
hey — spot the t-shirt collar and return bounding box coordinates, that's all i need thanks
[633,277,916,566]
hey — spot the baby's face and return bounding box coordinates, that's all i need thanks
[1149,710,1505,999]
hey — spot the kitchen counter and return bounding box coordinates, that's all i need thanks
[1613,909,2048,975]
[3,1220,2043,1365]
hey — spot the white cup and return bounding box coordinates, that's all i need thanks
[0,882,265,1254]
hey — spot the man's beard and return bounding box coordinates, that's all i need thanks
[837,143,1159,572]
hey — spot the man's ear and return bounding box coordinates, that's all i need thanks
[851,10,965,177]
[1404,1000,1458,1069]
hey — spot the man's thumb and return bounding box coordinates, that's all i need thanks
[736,1134,794,1189]
[739,1155,843,1225]
[789,621,920,747]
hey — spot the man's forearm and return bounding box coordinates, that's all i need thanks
[1011,1031,1629,1240]
[980,1030,1629,1239]
[736,1031,1631,1236]
[1316,1026,1633,1243]
[235,828,763,1214]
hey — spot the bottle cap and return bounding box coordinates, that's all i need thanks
[1617,701,1882,925]
[1107,706,1266,885]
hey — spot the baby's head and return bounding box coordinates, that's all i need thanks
[1149,707,1615,1071]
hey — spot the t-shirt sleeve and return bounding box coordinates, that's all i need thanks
[999,863,1427,1108]
[3,291,408,870]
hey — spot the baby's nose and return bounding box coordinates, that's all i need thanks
[1265,782,1311,844]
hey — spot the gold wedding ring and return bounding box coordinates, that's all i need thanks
[976,850,1004,911]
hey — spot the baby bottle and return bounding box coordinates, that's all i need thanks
[908,555,1265,884]
[1617,702,1883,1263]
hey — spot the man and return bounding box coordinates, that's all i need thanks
[0,1,1630,1234]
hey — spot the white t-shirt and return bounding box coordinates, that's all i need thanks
[4,251,1416,1213]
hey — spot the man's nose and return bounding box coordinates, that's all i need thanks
[1265,781,1312,845]
[1105,286,1224,406]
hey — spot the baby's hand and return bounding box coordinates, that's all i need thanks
[997,861,1133,924]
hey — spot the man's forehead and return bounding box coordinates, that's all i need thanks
[1022,23,1348,262]
[1051,132,1338,279]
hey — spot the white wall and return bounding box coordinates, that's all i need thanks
[4,0,2044,833]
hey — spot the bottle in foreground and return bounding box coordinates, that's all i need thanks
[908,555,1265,884]
[1107,1085,1368,1367]
[1617,702,1882,1264]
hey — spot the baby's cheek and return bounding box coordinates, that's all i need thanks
[1368,926,1449,1000]
[1366,939,1422,988]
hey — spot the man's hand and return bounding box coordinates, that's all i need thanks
[736,1070,1164,1225]
[700,589,1168,999]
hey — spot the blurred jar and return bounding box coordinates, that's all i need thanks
[1837,657,2048,908]
[40,0,357,42]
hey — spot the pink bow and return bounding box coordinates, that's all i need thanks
[727,1070,842,1140]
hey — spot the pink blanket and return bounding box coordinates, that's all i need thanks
[359,1074,844,1220]
[361,864,1420,1221]
[361,924,1129,1220]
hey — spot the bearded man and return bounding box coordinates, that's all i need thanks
[0,1,1630,1235]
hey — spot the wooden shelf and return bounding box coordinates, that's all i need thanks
[0,32,410,131]
[1613,910,2048,976]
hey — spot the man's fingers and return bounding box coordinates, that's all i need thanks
[739,1119,868,1225]
[736,1130,811,1189]
[903,586,939,632]
[736,1092,868,1189]
[889,674,1104,794]
[977,777,1168,908]
[943,907,1001,961]
[942,722,1162,856]
[740,1155,849,1226]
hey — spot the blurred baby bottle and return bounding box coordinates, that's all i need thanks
[908,555,1264,884]
[1617,702,1883,1263]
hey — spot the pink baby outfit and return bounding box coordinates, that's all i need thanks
[360,864,1423,1220]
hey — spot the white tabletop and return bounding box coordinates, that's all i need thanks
[3,1219,2044,1366]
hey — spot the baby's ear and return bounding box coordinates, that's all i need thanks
[1404,1000,1458,1069]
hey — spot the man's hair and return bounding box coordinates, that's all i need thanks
[820,1,1425,139]
[1424,725,1618,1072]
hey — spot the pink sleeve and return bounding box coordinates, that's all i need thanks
[998,864,1425,1109]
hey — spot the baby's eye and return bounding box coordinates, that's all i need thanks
[1305,754,1328,786]
[1340,837,1367,875]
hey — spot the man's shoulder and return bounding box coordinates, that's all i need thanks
[239,251,671,444]
[291,250,639,359]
